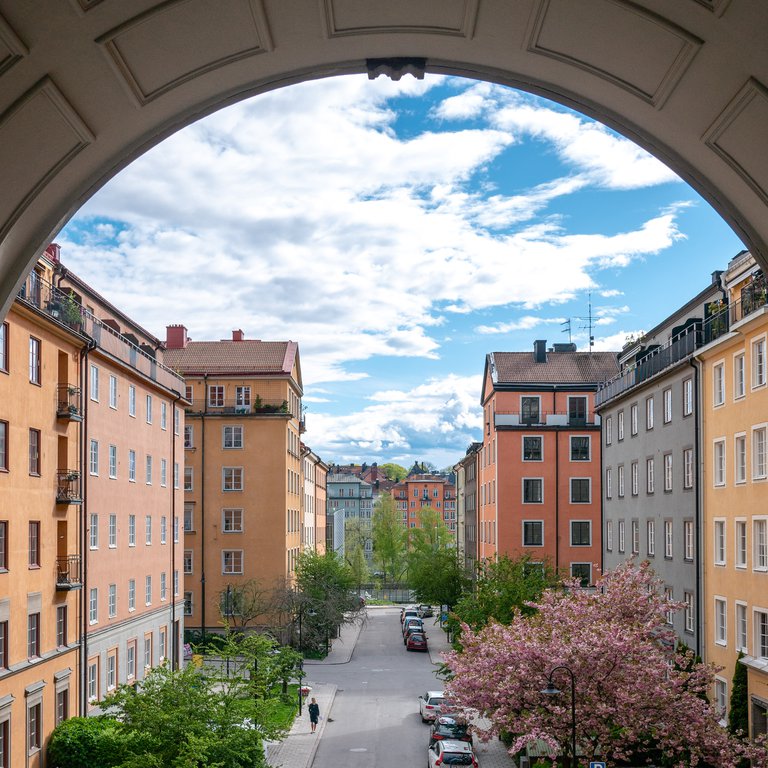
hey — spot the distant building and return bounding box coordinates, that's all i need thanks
[479,341,618,583]
[390,470,457,534]
[455,442,481,575]
[326,474,373,563]
[302,445,328,555]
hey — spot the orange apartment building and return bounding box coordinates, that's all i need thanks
[0,245,186,766]
[390,471,457,534]
[164,327,307,634]
[696,251,768,735]
[302,446,328,555]
[479,342,618,584]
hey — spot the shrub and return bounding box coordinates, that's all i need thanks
[47,717,128,768]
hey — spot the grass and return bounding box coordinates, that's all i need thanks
[261,684,302,730]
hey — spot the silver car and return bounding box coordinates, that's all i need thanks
[419,690,445,722]
[427,739,478,768]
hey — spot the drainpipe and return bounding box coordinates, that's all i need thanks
[690,357,703,659]
[200,375,207,643]
[169,391,181,669]
[554,387,560,570]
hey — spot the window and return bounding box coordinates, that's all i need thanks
[715,597,727,645]
[90,364,99,401]
[128,449,136,482]
[683,377,693,415]
[753,337,766,388]
[159,628,167,661]
[145,455,152,485]
[184,550,193,574]
[145,515,152,545]
[106,376,117,411]
[223,425,243,449]
[664,520,673,558]
[106,651,117,691]
[618,465,625,497]
[29,521,40,566]
[735,520,747,568]
[646,396,654,429]
[28,428,40,475]
[128,385,136,416]
[684,592,694,633]
[144,635,152,668]
[160,572,167,601]
[222,467,243,491]
[56,686,69,725]
[631,520,639,554]
[0,322,7,372]
[734,353,745,399]
[630,403,638,436]
[570,563,591,587]
[570,436,590,461]
[647,520,655,556]
[128,579,136,611]
[523,478,543,503]
[87,660,98,703]
[222,508,243,532]
[523,520,543,546]
[606,520,613,551]
[715,678,727,721]
[160,458,167,487]
[714,362,725,406]
[631,461,638,496]
[618,520,626,553]
[29,337,40,384]
[127,642,136,679]
[683,448,694,489]
[184,466,193,491]
[605,416,612,445]
[184,592,193,616]
[161,401,167,430]
[735,434,747,484]
[145,575,152,605]
[736,603,748,652]
[86,513,99,550]
[684,520,694,561]
[185,384,193,402]
[664,587,674,624]
[174,407,180,435]
[223,550,243,574]
[663,453,672,491]
[753,426,767,480]
[184,425,193,448]
[89,587,98,624]
[105,444,116,480]
[28,701,42,753]
[571,521,591,546]
[754,519,767,571]
[757,610,768,660]
[618,411,625,441]
[108,584,116,617]
[522,436,542,461]
[605,467,612,499]
[570,478,590,503]
[714,519,726,565]
[146,395,152,424]
[184,503,194,532]
[56,606,67,647]
[568,396,587,426]
[174,462,179,490]
[27,612,40,657]
[235,386,251,406]
[208,385,225,407]
[0,620,7,670]
[160,515,167,544]
[0,420,7,471]
[663,388,672,423]
[646,458,655,493]
[714,439,726,486]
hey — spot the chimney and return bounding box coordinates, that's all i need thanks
[165,324,189,350]
[534,339,547,363]
[45,243,61,263]
[232,329,245,342]
[711,270,724,286]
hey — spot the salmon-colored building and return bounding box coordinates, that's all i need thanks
[165,327,307,634]
[696,251,768,734]
[390,468,457,534]
[479,342,618,584]
[302,446,327,555]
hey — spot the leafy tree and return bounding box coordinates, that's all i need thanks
[409,547,469,612]
[729,651,750,736]
[445,562,768,767]
[344,517,371,588]
[218,578,277,630]
[380,462,407,481]
[47,716,129,768]
[408,506,453,555]
[371,493,407,582]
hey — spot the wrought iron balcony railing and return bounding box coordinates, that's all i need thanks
[56,469,82,504]
[56,384,82,421]
[56,555,82,590]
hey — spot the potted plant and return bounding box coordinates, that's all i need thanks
[62,290,82,329]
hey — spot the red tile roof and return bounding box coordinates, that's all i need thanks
[164,340,298,376]
[490,351,619,385]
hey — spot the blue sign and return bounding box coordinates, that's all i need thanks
[589,763,606,768]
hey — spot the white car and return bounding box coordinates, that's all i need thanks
[427,739,478,768]
[419,690,445,722]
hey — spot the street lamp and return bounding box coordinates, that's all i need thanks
[541,665,578,768]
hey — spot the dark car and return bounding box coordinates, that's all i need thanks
[404,623,427,644]
[429,716,472,746]
[406,632,428,651]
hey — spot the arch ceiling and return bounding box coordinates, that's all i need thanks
[1,0,767,318]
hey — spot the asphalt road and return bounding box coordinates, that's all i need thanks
[307,606,444,768]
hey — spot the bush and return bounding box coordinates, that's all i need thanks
[47,717,128,768]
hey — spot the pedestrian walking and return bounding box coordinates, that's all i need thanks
[308,697,320,733]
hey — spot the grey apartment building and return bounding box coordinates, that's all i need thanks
[327,474,374,563]
[595,274,725,655]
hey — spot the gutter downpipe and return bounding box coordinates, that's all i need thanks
[554,386,560,571]
[170,391,181,669]
[690,356,703,659]
[200,374,207,644]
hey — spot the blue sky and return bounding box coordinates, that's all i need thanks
[60,75,744,470]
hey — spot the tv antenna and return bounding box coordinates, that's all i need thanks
[562,294,596,351]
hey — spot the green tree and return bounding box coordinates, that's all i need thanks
[371,493,407,582]
[729,651,750,735]
[47,717,129,768]
[409,547,470,612]
[379,463,407,481]
[408,506,453,555]
[344,517,371,588]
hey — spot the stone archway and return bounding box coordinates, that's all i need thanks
[1,0,767,317]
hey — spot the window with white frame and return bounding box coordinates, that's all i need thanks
[714,439,726,486]
[174,407,180,435]
[664,520,673,558]
[683,448,694,489]
[108,514,116,548]
[184,550,193,574]
[160,572,167,601]
[714,362,725,406]
[89,587,98,624]
[570,478,590,503]
[570,436,590,461]
[618,411,624,441]
[160,458,167,487]
[630,403,638,436]
[664,587,674,624]
[646,458,655,493]
[523,520,543,546]
[736,602,748,652]
[647,519,655,556]
[128,514,136,546]
[663,388,672,423]
[174,462,179,490]
[618,465,625,497]
[522,478,543,503]
[223,425,243,449]
[184,425,193,448]
[109,375,118,409]
[663,453,672,491]
[89,513,99,549]
[753,426,767,480]
[222,508,243,532]
[127,643,136,680]
[128,385,136,417]
[160,515,167,544]
[571,520,591,546]
[618,520,626,553]
[734,353,746,399]
[146,395,152,424]
[631,520,639,554]
[223,550,243,574]
[714,519,726,565]
[128,449,136,482]
[208,385,225,407]
[145,455,152,485]
[88,661,98,703]
[108,444,117,479]
[605,416,612,445]
[523,435,542,461]
[715,597,727,645]
[684,520,694,561]
[754,519,767,571]
[89,439,99,475]
[683,377,693,416]
[184,466,193,491]
[753,336,766,389]
[715,678,727,721]
[222,467,243,491]
[108,584,116,617]
[684,591,694,633]
[605,467,612,499]
[735,519,747,568]
[128,579,136,611]
[29,336,40,384]
[174,569,179,596]
[235,386,251,406]
[606,520,613,550]
[184,503,194,532]
[161,401,167,430]
[735,434,747,484]
[145,515,152,545]
[646,396,654,429]
[184,592,193,616]
[631,461,639,496]
[144,636,152,668]
[90,364,99,401]
[757,610,768,660]
[145,575,152,605]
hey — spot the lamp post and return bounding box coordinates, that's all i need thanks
[541,665,578,768]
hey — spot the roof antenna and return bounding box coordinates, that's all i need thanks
[561,318,572,344]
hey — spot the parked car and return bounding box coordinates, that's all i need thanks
[401,607,419,625]
[419,690,445,722]
[417,604,434,618]
[406,632,428,651]
[404,623,427,644]
[428,739,478,768]
[429,716,472,746]
[403,617,425,636]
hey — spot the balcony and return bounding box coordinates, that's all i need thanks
[56,470,82,505]
[56,555,82,590]
[494,411,600,428]
[185,397,295,417]
[56,384,82,421]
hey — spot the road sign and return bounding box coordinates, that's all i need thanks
[589,762,606,768]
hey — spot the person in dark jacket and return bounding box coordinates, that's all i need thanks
[308,697,320,733]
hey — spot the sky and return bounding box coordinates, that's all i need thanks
[59,74,745,470]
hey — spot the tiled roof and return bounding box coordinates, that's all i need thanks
[491,351,619,385]
[164,340,297,375]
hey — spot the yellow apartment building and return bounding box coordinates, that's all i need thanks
[302,447,328,555]
[164,327,306,635]
[697,250,768,736]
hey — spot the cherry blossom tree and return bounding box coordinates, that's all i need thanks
[444,561,768,767]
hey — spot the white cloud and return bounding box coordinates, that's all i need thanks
[475,315,566,335]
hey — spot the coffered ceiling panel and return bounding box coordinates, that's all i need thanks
[321,0,479,38]
[0,13,28,79]
[97,0,273,105]
[527,0,702,107]
[705,78,768,205]
[0,78,93,240]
